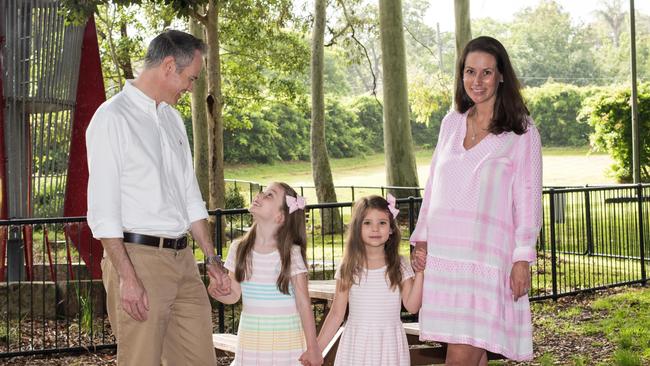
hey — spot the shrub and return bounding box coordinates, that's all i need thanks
[579,83,650,182]
[523,83,602,146]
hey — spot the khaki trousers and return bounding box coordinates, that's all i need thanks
[102,243,216,366]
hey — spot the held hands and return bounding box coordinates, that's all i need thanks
[298,348,324,366]
[411,242,427,272]
[207,264,231,298]
[119,275,149,321]
[510,261,531,301]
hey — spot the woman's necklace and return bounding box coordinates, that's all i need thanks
[469,108,490,141]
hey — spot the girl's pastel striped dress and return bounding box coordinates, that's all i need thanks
[333,257,414,366]
[224,242,308,365]
[410,111,542,361]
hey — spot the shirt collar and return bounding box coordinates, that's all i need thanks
[123,80,170,112]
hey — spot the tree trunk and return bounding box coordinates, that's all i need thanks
[310,0,341,233]
[379,0,419,198]
[119,22,134,80]
[189,18,209,201]
[205,0,225,241]
[454,0,472,60]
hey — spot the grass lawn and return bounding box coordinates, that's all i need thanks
[224,147,617,204]
[498,285,650,366]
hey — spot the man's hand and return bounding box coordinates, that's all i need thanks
[119,275,149,321]
[207,266,231,297]
[510,261,531,301]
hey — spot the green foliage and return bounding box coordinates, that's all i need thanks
[225,185,246,210]
[613,349,642,366]
[349,96,384,152]
[524,83,604,146]
[579,83,650,182]
[508,1,599,87]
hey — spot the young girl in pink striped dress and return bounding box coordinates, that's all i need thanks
[316,195,424,366]
[209,182,323,366]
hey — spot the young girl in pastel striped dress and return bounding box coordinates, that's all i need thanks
[210,182,323,366]
[316,195,425,366]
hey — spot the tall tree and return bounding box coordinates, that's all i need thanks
[379,0,419,197]
[454,0,472,60]
[310,0,339,214]
[189,19,209,200]
[595,0,626,47]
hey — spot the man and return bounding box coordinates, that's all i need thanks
[86,30,230,365]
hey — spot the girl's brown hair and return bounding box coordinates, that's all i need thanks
[338,195,403,292]
[234,182,307,294]
[454,36,530,135]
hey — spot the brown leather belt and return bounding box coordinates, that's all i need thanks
[123,232,188,250]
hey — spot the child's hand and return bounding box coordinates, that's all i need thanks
[207,272,231,298]
[411,242,427,272]
[298,348,323,366]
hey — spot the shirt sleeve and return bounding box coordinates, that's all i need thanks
[174,110,208,223]
[224,241,239,273]
[409,114,450,245]
[86,107,125,239]
[400,256,415,281]
[511,123,543,264]
[290,245,308,276]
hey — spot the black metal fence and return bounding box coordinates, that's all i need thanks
[0,184,648,357]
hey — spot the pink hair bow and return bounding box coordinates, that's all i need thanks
[387,193,399,219]
[286,195,306,214]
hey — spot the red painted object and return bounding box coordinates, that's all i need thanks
[64,16,106,279]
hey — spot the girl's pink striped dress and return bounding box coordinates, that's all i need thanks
[224,242,308,365]
[333,257,414,366]
[410,110,542,361]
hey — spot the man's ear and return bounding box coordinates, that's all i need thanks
[161,56,176,75]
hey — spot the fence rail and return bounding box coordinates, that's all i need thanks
[0,184,649,357]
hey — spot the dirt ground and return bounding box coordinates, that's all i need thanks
[0,287,628,366]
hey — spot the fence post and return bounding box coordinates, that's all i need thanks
[214,209,226,333]
[351,186,355,202]
[549,189,558,300]
[584,189,594,256]
[638,184,646,284]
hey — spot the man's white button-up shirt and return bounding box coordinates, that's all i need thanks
[86,80,208,239]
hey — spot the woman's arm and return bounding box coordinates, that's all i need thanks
[402,272,424,313]
[316,280,349,352]
[208,271,241,304]
[293,273,323,366]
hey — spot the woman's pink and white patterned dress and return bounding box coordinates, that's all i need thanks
[410,110,542,361]
[333,257,415,366]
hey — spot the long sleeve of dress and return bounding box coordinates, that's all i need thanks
[409,117,450,245]
[511,125,543,263]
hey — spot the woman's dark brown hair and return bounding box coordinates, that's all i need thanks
[234,182,307,295]
[455,36,530,135]
[338,195,403,292]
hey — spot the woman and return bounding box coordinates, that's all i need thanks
[410,36,542,365]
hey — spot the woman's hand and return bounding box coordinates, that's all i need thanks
[510,261,531,301]
[411,242,427,272]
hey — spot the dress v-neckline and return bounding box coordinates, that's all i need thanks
[460,111,491,152]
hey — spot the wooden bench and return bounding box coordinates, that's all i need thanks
[212,333,237,357]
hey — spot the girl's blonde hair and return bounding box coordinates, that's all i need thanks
[234,182,307,294]
[338,195,402,292]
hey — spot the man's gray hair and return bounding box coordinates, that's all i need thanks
[144,30,207,71]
